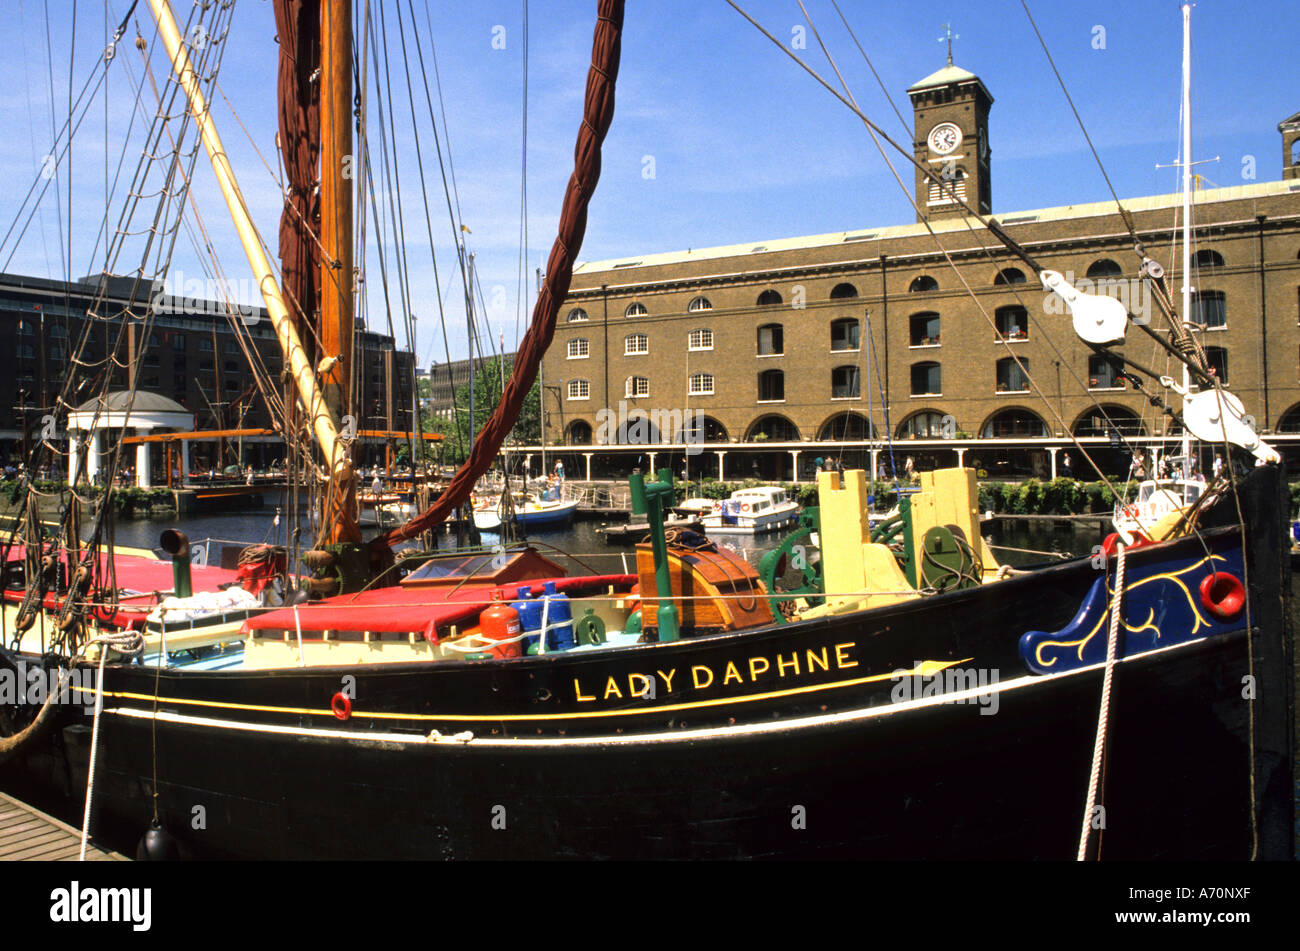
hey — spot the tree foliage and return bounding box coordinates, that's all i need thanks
[423,357,539,466]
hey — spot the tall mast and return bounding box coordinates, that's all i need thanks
[320,0,360,543]
[1180,3,1192,471]
[146,0,345,476]
[537,266,546,482]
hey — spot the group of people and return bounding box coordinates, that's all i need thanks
[813,457,845,477]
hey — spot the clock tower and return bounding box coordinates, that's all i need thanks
[908,48,993,223]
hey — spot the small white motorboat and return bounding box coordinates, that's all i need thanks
[700,485,799,534]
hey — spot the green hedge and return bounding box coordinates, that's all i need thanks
[977,478,1139,515]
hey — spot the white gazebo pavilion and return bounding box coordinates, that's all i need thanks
[67,391,195,488]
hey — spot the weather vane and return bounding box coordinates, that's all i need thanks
[939,23,958,66]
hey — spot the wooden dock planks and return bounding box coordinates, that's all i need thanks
[0,792,127,861]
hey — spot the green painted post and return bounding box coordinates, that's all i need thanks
[629,468,679,642]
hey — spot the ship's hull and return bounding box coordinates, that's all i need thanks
[2,470,1292,860]
[55,631,1259,859]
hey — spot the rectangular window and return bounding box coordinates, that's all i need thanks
[996,308,1028,341]
[625,334,648,355]
[909,313,941,347]
[688,329,713,351]
[910,363,941,396]
[831,320,860,351]
[832,367,860,399]
[1190,291,1226,329]
[1088,354,1123,389]
[625,377,649,398]
[567,339,589,359]
[567,380,590,400]
[758,370,784,402]
[757,325,784,356]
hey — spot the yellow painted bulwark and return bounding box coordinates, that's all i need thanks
[802,470,921,619]
[908,468,1000,581]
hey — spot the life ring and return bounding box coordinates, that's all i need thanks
[1099,530,1151,559]
[1199,572,1245,620]
[741,503,751,513]
[331,692,352,721]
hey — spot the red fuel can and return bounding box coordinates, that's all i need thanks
[479,589,523,659]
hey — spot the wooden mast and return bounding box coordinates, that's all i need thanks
[145,0,347,477]
[319,0,360,544]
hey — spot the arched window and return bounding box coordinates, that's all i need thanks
[566,379,590,400]
[624,333,649,355]
[994,267,1027,285]
[687,296,713,312]
[688,328,713,351]
[688,372,714,396]
[567,420,593,445]
[996,357,1030,392]
[566,338,589,359]
[756,289,783,306]
[16,321,33,336]
[829,282,858,299]
[910,361,941,396]
[757,323,783,356]
[1088,353,1124,389]
[1072,406,1144,437]
[624,376,649,398]
[995,305,1028,340]
[897,410,951,439]
[17,344,37,360]
[909,275,939,293]
[624,301,648,317]
[1086,259,1123,279]
[831,365,860,399]
[1190,290,1226,329]
[1277,404,1300,433]
[757,369,785,402]
[830,318,859,351]
[818,412,874,441]
[682,416,728,443]
[982,408,1047,437]
[746,414,799,442]
[566,307,589,323]
[1204,346,1228,383]
[50,324,68,338]
[1193,249,1225,269]
[909,312,940,346]
[612,412,660,445]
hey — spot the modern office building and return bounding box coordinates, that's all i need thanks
[0,271,415,474]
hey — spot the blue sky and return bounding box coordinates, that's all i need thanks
[0,0,1295,370]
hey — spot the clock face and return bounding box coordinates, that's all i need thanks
[928,122,962,155]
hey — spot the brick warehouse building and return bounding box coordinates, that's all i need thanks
[0,272,414,472]
[543,59,1300,484]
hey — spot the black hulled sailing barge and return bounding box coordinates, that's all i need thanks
[0,0,1292,860]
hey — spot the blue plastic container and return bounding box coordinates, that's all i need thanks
[511,586,544,652]
[540,581,575,651]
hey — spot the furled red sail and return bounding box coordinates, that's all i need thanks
[378,0,624,548]
[273,0,321,356]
